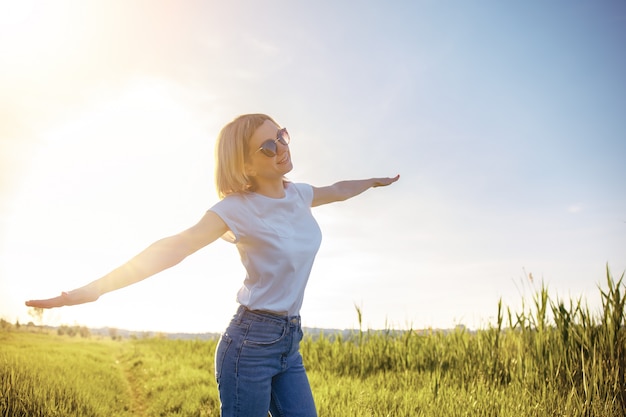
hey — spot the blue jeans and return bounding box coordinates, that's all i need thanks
[215,306,317,417]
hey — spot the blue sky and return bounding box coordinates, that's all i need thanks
[1,1,625,333]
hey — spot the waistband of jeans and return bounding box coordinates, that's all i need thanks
[237,305,300,325]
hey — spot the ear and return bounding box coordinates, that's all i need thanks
[244,161,257,177]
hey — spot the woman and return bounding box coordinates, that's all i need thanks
[26,113,399,417]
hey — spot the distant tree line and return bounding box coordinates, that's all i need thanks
[57,324,91,338]
[0,318,91,338]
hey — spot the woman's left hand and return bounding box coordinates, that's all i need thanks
[372,174,400,187]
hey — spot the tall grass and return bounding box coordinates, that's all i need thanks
[0,332,133,417]
[118,337,220,416]
[2,266,624,416]
[302,266,625,416]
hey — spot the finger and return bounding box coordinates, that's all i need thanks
[374,175,399,187]
[25,300,49,308]
[385,174,400,185]
[25,296,65,309]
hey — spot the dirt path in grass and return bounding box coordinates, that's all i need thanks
[124,365,148,416]
[115,349,148,417]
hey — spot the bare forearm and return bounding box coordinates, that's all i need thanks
[84,235,192,297]
[332,179,380,201]
[25,210,227,309]
[312,175,399,207]
[334,176,400,200]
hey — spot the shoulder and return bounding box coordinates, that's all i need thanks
[207,193,251,242]
[287,182,314,206]
[209,192,249,214]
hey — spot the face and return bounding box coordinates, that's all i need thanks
[246,119,293,180]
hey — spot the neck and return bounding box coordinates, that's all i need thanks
[254,179,286,199]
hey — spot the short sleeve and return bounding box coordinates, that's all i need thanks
[292,183,314,207]
[208,195,246,243]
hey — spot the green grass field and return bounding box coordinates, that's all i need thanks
[2,267,624,416]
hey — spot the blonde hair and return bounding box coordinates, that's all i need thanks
[214,113,279,199]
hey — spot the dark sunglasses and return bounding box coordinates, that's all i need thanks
[255,128,290,157]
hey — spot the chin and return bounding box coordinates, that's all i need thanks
[280,160,293,174]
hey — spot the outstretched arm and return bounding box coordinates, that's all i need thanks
[311,174,399,207]
[25,211,229,308]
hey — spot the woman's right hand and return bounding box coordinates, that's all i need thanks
[25,287,100,309]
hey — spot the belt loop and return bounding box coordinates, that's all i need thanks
[235,305,246,323]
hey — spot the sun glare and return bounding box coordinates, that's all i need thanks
[0,0,37,29]
[0,1,83,78]
[2,77,238,332]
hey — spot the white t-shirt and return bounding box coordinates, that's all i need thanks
[208,182,322,316]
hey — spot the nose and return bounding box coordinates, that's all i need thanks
[276,138,289,154]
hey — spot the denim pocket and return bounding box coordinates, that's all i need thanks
[214,332,232,381]
[243,320,287,346]
[297,326,304,343]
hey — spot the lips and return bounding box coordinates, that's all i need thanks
[277,154,290,165]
